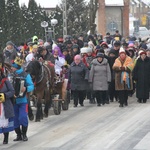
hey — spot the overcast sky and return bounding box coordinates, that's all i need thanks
[19,0,61,7]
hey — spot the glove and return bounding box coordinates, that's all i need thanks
[0,93,5,103]
[120,67,125,71]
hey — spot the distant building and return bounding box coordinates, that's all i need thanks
[130,0,150,18]
[130,0,150,29]
[96,0,129,37]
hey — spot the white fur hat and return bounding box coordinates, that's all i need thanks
[80,47,92,54]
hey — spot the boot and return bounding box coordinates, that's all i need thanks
[22,126,28,141]
[138,99,142,103]
[13,127,22,141]
[119,104,124,107]
[143,99,147,103]
[92,99,96,104]
[3,132,9,144]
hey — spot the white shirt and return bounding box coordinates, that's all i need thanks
[26,53,34,62]
[25,53,35,67]
[55,57,65,75]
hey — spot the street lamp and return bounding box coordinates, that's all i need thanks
[51,19,58,40]
[41,21,48,41]
[0,27,2,33]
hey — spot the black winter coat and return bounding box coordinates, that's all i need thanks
[133,57,150,99]
[68,62,89,90]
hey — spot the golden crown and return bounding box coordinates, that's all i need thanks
[14,56,24,66]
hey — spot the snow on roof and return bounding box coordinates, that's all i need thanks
[134,0,140,4]
[133,0,150,6]
[142,0,150,6]
[105,0,124,6]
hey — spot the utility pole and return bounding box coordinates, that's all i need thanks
[63,0,67,39]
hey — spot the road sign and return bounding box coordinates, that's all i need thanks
[141,15,147,26]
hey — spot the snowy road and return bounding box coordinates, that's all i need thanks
[1,95,150,150]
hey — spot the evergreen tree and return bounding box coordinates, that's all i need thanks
[49,6,63,39]
[20,4,29,43]
[0,0,7,48]
[65,0,89,35]
[89,0,99,34]
[6,0,22,45]
[27,0,44,40]
[38,5,48,40]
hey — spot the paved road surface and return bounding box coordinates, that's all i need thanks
[1,95,150,150]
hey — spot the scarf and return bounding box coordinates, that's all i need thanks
[113,56,134,88]
[0,78,7,89]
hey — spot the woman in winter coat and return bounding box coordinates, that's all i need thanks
[3,41,17,64]
[113,48,134,107]
[0,57,15,144]
[68,55,89,107]
[89,52,111,106]
[133,51,150,103]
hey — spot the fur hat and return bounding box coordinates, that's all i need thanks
[86,47,92,53]
[80,47,92,54]
[80,47,88,54]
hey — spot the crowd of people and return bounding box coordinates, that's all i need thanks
[1,30,150,144]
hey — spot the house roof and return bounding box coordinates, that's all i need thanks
[133,0,150,6]
[105,0,124,6]
[142,0,150,6]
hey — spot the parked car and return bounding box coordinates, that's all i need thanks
[133,27,150,40]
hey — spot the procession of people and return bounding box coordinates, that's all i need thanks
[1,31,150,144]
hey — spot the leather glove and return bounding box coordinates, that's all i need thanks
[120,67,125,71]
[0,93,5,103]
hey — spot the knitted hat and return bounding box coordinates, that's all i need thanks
[139,50,146,55]
[114,40,121,47]
[6,41,14,46]
[72,44,79,49]
[95,45,101,50]
[96,52,104,58]
[109,49,116,55]
[119,47,126,54]
[128,43,134,48]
